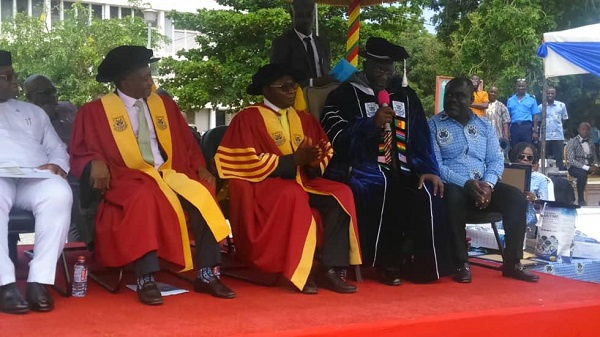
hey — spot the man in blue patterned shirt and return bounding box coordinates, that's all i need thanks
[539,87,568,171]
[429,77,539,283]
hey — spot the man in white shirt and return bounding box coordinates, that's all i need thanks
[0,50,72,314]
[539,87,568,171]
[566,122,599,206]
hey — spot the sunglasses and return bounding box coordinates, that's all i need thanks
[517,154,534,161]
[270,82,299,92]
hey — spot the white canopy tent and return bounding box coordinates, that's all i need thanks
[537,23,600,172]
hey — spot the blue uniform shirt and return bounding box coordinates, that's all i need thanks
[539,100,568,141]
[429,111,504,188]
[507,93,540,123]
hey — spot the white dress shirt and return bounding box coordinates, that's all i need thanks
[0,99,69,172]
[294,29,322,78]
[117,90,165,168]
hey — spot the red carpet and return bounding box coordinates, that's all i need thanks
[4,246,600,337]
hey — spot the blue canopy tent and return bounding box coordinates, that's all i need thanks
[536,23,600,172]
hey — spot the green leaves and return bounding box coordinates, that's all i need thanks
[0,4,165,106]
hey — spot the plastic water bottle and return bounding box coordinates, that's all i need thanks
[72,256,88,297]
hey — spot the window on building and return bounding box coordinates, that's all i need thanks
[16,0,27,14]
[63,1,75,20]
[164,18,174,54]
[133,8,142,20]
[32,0,44,18]
[51,0,60,23]
[91,4,102,19]
[1,0,13,21]
[110,6,119,19]
[121,7,131,18]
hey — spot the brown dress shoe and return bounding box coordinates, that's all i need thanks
[377,267,402,286]
[502,263,539,282]
[26,282,54,312]
[137,282,163,305]
[194,276,236,299]
[301,275,318,294]
[452,263,472,283]
[0,283,29,314]
[317,268,357,294]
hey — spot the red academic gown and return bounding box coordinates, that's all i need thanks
[69,93,229,270]
[215,104,361,290]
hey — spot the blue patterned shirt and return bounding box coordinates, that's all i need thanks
[507,93,540,123]
[527,171,550,225]
[429,111,504,187]
[539,100,568,141]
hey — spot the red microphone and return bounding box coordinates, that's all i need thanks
[378,90,391,132]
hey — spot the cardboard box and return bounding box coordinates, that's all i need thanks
[530,258,600,284]
[466,224,504,250]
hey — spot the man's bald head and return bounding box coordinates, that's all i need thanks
[291,0,315,35]
[24,74,59,117]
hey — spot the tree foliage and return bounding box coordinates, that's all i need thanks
[0,4,165,106]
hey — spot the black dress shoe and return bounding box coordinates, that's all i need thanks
[317,268,357,294]
[137,281,163,305]
[301,275,318,294]
[26,282,54,312]
[452,263,472,283]
[377,267,402,286]
[502,263,540,282]
[194,276,236,299]
[0,283,29,314]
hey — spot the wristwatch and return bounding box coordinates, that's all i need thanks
[484,181,494,192]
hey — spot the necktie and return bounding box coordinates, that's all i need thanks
[303,37,318,78]
[135,100,154,165]
[278,109,290,141]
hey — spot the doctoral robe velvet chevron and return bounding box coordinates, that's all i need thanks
[215,104,361,290]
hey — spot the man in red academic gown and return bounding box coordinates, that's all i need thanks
[69,46,235,305]
[215,64,361,294]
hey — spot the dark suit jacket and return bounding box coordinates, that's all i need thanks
[270,29,331,87]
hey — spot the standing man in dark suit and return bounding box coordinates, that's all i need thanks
[271,0,334,87]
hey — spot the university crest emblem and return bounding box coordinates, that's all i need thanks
[113,116,128,132]
[272,131,285,146]
[156,116,168,130]
[293,134,303,147]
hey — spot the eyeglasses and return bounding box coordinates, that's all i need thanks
[270,82,299,92]
[35,87,57,96]
[516,78,526,82]
[372,67,394,77]
[517,154,534,161]
[0,72,16,82]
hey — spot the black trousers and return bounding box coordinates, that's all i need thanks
[444,182,527,267]
[546,140,566,170]
[135,196,222,277]
[308,194,350,268]
[510,121,533,149]
[568,167,589,204]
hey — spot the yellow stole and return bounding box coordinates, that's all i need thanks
[255,106,361,289]
[100,92,230,272]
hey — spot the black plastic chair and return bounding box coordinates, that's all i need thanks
[8,208,71,297]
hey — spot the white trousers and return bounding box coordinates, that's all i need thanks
[0,176,72,285]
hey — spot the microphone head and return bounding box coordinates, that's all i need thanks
[377,90,390,106]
